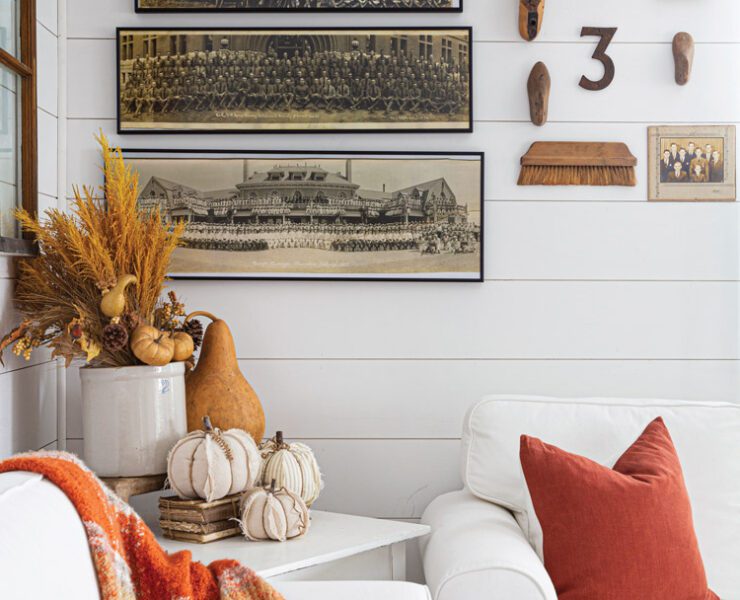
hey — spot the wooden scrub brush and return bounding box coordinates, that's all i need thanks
[518,142,637,186]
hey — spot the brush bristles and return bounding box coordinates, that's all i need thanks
[518,165,637,186]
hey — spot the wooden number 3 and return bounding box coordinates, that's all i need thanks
[579,27,617,91]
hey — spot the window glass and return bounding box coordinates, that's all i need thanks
[0,64,18,238]
[0,0,18,57]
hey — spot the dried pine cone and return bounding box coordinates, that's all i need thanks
[183,319,204,349]
[103,323,129,352]
[121,312,142,333]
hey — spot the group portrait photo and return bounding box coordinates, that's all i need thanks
[658,138,724,184]
[135,0,462,11]
[117,28,472,133]
[124,150,484,281]
[648,125,736,202]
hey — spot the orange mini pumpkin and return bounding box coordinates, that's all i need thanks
[131,325,174,366]
[171,331,195,362]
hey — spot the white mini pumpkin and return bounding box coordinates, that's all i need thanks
[167,416,262,502]
[239,481,310,542]
[259,431,323,507]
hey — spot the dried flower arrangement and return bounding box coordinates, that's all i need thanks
[0,134,203,368]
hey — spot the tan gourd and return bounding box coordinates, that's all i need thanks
[100,274,137,318]
[131,325,174,366]
[184,312,265,444]
[171,331,195,362]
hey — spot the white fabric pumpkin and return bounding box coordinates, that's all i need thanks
[239,483,310,542]
[259,431,323,507]
[167,416,261,502]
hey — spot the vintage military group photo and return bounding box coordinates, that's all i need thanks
[125,150,483,281]
[117,28,472,133]
[135,0,461,12]
[648,125,736,202]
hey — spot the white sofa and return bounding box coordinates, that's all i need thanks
[0,471,430,600]
[420,395,740,600]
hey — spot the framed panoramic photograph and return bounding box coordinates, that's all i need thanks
[135,0,463,12]
[648,125,736,202]
[123,149,484,282]
[117,28,473,134]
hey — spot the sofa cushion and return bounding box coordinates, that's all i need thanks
[520,418,717,600]
[460,395,740,598]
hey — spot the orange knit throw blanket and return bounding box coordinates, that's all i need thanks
[0,451,283,600]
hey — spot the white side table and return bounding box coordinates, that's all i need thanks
[135,497,430,582]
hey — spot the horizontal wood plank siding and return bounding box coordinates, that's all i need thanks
[62,0,740,530]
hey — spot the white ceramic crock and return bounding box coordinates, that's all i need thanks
[80,362,187,477]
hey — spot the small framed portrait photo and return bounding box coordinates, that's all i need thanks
[648,125,736,202]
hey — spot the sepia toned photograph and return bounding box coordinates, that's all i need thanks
[117,28,472,134]
[124,150,484,281]
[648,125,736,201]
[135,0,462,12]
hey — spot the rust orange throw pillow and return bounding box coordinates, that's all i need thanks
[520,417,717,600]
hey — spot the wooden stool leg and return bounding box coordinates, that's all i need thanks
[101,474,167,504]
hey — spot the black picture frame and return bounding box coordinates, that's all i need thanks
[123,148,485,282]
[134,0,463,13]
[116,27,473,135]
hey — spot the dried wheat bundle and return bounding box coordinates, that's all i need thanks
[0,133,185,368]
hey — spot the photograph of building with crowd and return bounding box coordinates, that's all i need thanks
[127,152,483,280]
[136,1,461,10]
[117,28,472,132]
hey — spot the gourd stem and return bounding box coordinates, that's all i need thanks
[185,311,219,323]
[203,415,213,432]
[275,431,289,450]
[270,479,276,494]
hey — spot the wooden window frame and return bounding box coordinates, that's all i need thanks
[0,0,37,255]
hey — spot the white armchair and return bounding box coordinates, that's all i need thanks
[420,396,740,600]
[421,490,555,600]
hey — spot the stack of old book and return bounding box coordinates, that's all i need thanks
[159,494,242,544]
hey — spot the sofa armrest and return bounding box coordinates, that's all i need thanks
[420,490,556,600]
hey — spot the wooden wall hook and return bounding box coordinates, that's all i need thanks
[672,32,694,86]
[519,0,545,41]
[527,61,551,126]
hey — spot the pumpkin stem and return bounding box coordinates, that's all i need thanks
[185,311,219,324]
[203,415,213,431]
[275,431,284,446]
[269,479,277,494]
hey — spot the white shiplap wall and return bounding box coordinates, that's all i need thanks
[63,0,740,531]
[0,2,62,458]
